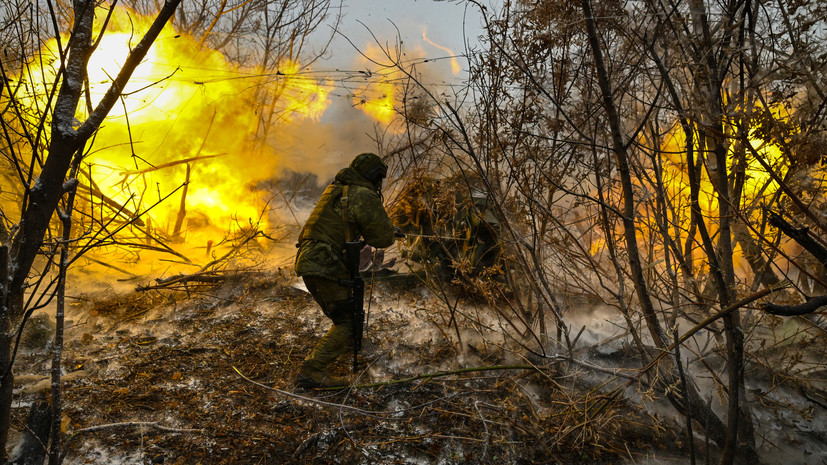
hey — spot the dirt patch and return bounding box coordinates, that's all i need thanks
[12,274,679,464]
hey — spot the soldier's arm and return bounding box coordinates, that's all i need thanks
[350,186,394,248]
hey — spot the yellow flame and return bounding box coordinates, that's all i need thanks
[359,84,396,124]
[422,28,462,75]
[739,108,789,205]
[11,5,335,265]
[638,108,790,280]
[590,237,605,256]
[352,43,399,126]
[275,60,332,122]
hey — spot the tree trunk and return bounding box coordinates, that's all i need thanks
[0,0,183,456]
[10,400,51,465]
[581,0,667,350]
[0,246,12,461]
[582,2,759,462]
[732,221,781,288]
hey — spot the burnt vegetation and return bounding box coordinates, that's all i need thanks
[13,275,677,464]
[1,0,826,464]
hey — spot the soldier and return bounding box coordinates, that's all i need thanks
[294,152,395,388]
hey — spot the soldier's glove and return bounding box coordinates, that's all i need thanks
[393,226,406,238]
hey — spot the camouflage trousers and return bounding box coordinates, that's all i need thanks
[300,275,354,374]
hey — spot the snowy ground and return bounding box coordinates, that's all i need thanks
[8,270,825,464]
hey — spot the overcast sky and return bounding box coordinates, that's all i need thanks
[283,0,490,177]
[316,0,486,74]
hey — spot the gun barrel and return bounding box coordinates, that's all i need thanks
[403,233,468,240]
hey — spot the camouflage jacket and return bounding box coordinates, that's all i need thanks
[295,167,394,279]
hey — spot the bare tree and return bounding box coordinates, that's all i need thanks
[386,0,826,463]
[1,0,344,459]
[0,0,181,459]
[144,0,342,145]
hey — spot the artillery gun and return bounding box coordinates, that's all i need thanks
[391,176,503,281]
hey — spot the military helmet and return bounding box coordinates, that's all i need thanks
[351,152,387,185]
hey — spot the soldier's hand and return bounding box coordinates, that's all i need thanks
[393,226,406,238]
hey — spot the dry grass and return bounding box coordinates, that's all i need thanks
[12,274,678,464]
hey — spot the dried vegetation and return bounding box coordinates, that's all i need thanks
[12,274,681,464]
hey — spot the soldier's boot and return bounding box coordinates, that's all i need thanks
[296,323,351,389]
